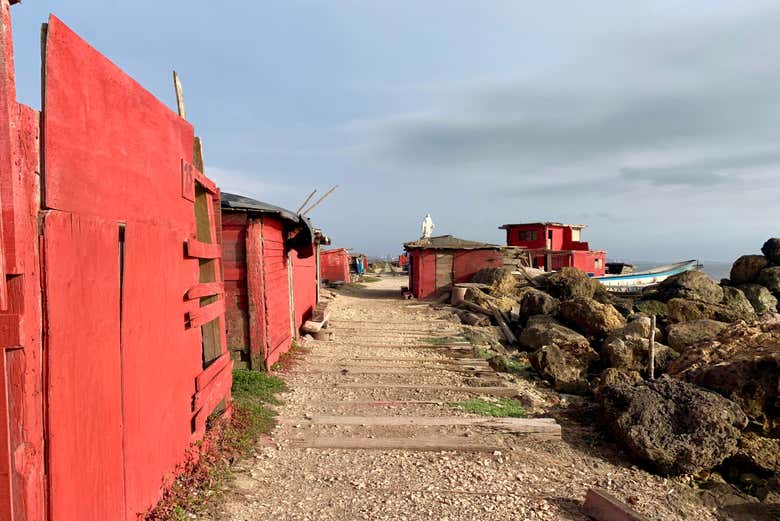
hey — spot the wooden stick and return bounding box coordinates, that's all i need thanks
[582,488,651,521]
[173,70,186,119]
[296,189,317,213]
[491,306,517,345]
[648,315,656,380]
[302,185,338,215]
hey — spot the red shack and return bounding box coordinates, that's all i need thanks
[1,7,232,520]
[404,235,502,299]
[500,222,606,276]
[320,248,351,283]
[221,193,316,370]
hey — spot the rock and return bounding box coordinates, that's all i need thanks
[457,310,491,327]
[544,267,599,300]
[517,315,590,352]
[516,288,559,325]
[721,286,757,321]
[762,237,780,264]
[529,343,596,395]
[592,367,642,398]
[668,321,780,437]
[464,287,516,313]
[634,299,668,317]
[599,376,748,475]
[558,298,627,339]
[471,267,517,296]
[730,255,769,285]
[601,317,677,373]
[594,290,634,318]
[757,266,780,294]
[655,270,724,304]
[738,283,779,314]
[724,432,780,477]
[666,298,751,324]
[667,319,729,352]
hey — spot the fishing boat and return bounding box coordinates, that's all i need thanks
[594,260,698,293]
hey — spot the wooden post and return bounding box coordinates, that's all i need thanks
[648,315,656,380]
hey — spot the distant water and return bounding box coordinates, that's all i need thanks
[624,260,732,282]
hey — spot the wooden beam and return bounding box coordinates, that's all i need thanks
[187,299,225,328]
[290,437,506,452]
[582,488,651,521]
[186,282,224,300]
[316,383,518,396]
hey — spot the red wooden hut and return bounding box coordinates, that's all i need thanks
[0,8,232,520]
[499,222,606,276]
[221,193,315,370]
[320,248,351,283]
[404,235,502,299]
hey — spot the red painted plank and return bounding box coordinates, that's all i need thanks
[186,282,224,300]
[195,352,230,391]
[44,211,125,521]
[188,299,225,329]
[245,218,266,369]
[193,359,232,413]
[186,237,221,259]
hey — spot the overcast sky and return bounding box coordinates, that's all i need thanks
[9,1,780,262]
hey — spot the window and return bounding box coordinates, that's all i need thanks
[518,230,537,241]
[595,258,603,269]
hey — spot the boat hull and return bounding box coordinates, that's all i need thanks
[594,260,698,293]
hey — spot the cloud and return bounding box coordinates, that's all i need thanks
[206,166,299,202]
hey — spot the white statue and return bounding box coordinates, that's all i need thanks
[421,213,435,239]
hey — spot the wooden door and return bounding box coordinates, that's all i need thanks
[435,253,454,290]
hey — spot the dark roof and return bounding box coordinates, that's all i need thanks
[499,222,586,230]
[404,235,500,251]
[221,192,300,223]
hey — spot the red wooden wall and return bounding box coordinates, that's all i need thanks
[453,250,503,283]
[291,248,317,331]
[44,14,230,521]
[320,249,350,283]
[409,249,501,299]
[222,212,251,366]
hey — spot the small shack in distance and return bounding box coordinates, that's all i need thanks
[320,247,351,284]
[404,235,503,299]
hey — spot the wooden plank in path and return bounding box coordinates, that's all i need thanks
[291,437,505,452]
[315,383,519,396]
[302,355,489,365]
[582,488,652,521]
[280,415,561,436]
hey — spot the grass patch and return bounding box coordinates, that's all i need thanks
[360,275,382,283]
[475,347,494,359]
[419,336,466,345]
[145,370,286,520]
[270,341,310,372]
[452,397,526,418]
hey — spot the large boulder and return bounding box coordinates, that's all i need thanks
[558,298,626,339]
[471,267,517,297]
[666,298,752,324]
[721,286,757,321]
[592,368,643,398]
[544,267,599,300]
[724,432,780,477]
[667,319,729,352]
[516,288,559,325]
[634,299,668,318]
[738,283,778,314]
[757,266,780,294]
[529,344,597,395]
[465,287,516,313]
[517,315,589,352]
[730,255,769,285]
[594,291,634,318]
[762,238,780,265]
[655,270,724,304]
[668,321,780,437]
[599,376,748,475]
[601,317,677,373]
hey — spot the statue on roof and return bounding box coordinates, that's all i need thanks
[421,213,434,239]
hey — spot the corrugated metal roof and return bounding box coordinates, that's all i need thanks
[404,235,500,250]
[221,192,301,223]
[498,222,587,229]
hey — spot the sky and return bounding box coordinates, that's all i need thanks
[8,1,780,262]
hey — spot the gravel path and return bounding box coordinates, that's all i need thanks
[209,276,720,521]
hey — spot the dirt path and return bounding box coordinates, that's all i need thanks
[211,277,718,521]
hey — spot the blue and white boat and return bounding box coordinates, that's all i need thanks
[594,260,698,293]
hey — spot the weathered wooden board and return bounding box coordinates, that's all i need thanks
[291,437,505,452]
[318,384,518,396]
[582,488,652,521]
[261,217,293,367]
[281,416,560,435]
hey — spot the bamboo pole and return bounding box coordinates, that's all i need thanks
[173,70,186,119]
[302,185,338,215]
[648,315,656,380]
[297,189,317,213]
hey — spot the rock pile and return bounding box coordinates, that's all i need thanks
[453,240,780,494]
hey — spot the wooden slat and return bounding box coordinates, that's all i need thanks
[195,351,231,391]
[186,282,224,300]
[291,437,505,452]
[187,299,225,328]
[314,384,518,396]
[582,488,652,521]
[280,416,560,435]
[185,237,221,259]
[192,358,233,413]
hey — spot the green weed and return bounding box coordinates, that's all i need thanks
[452,398,526,418]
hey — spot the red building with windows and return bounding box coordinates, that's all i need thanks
[499,222,606,276]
